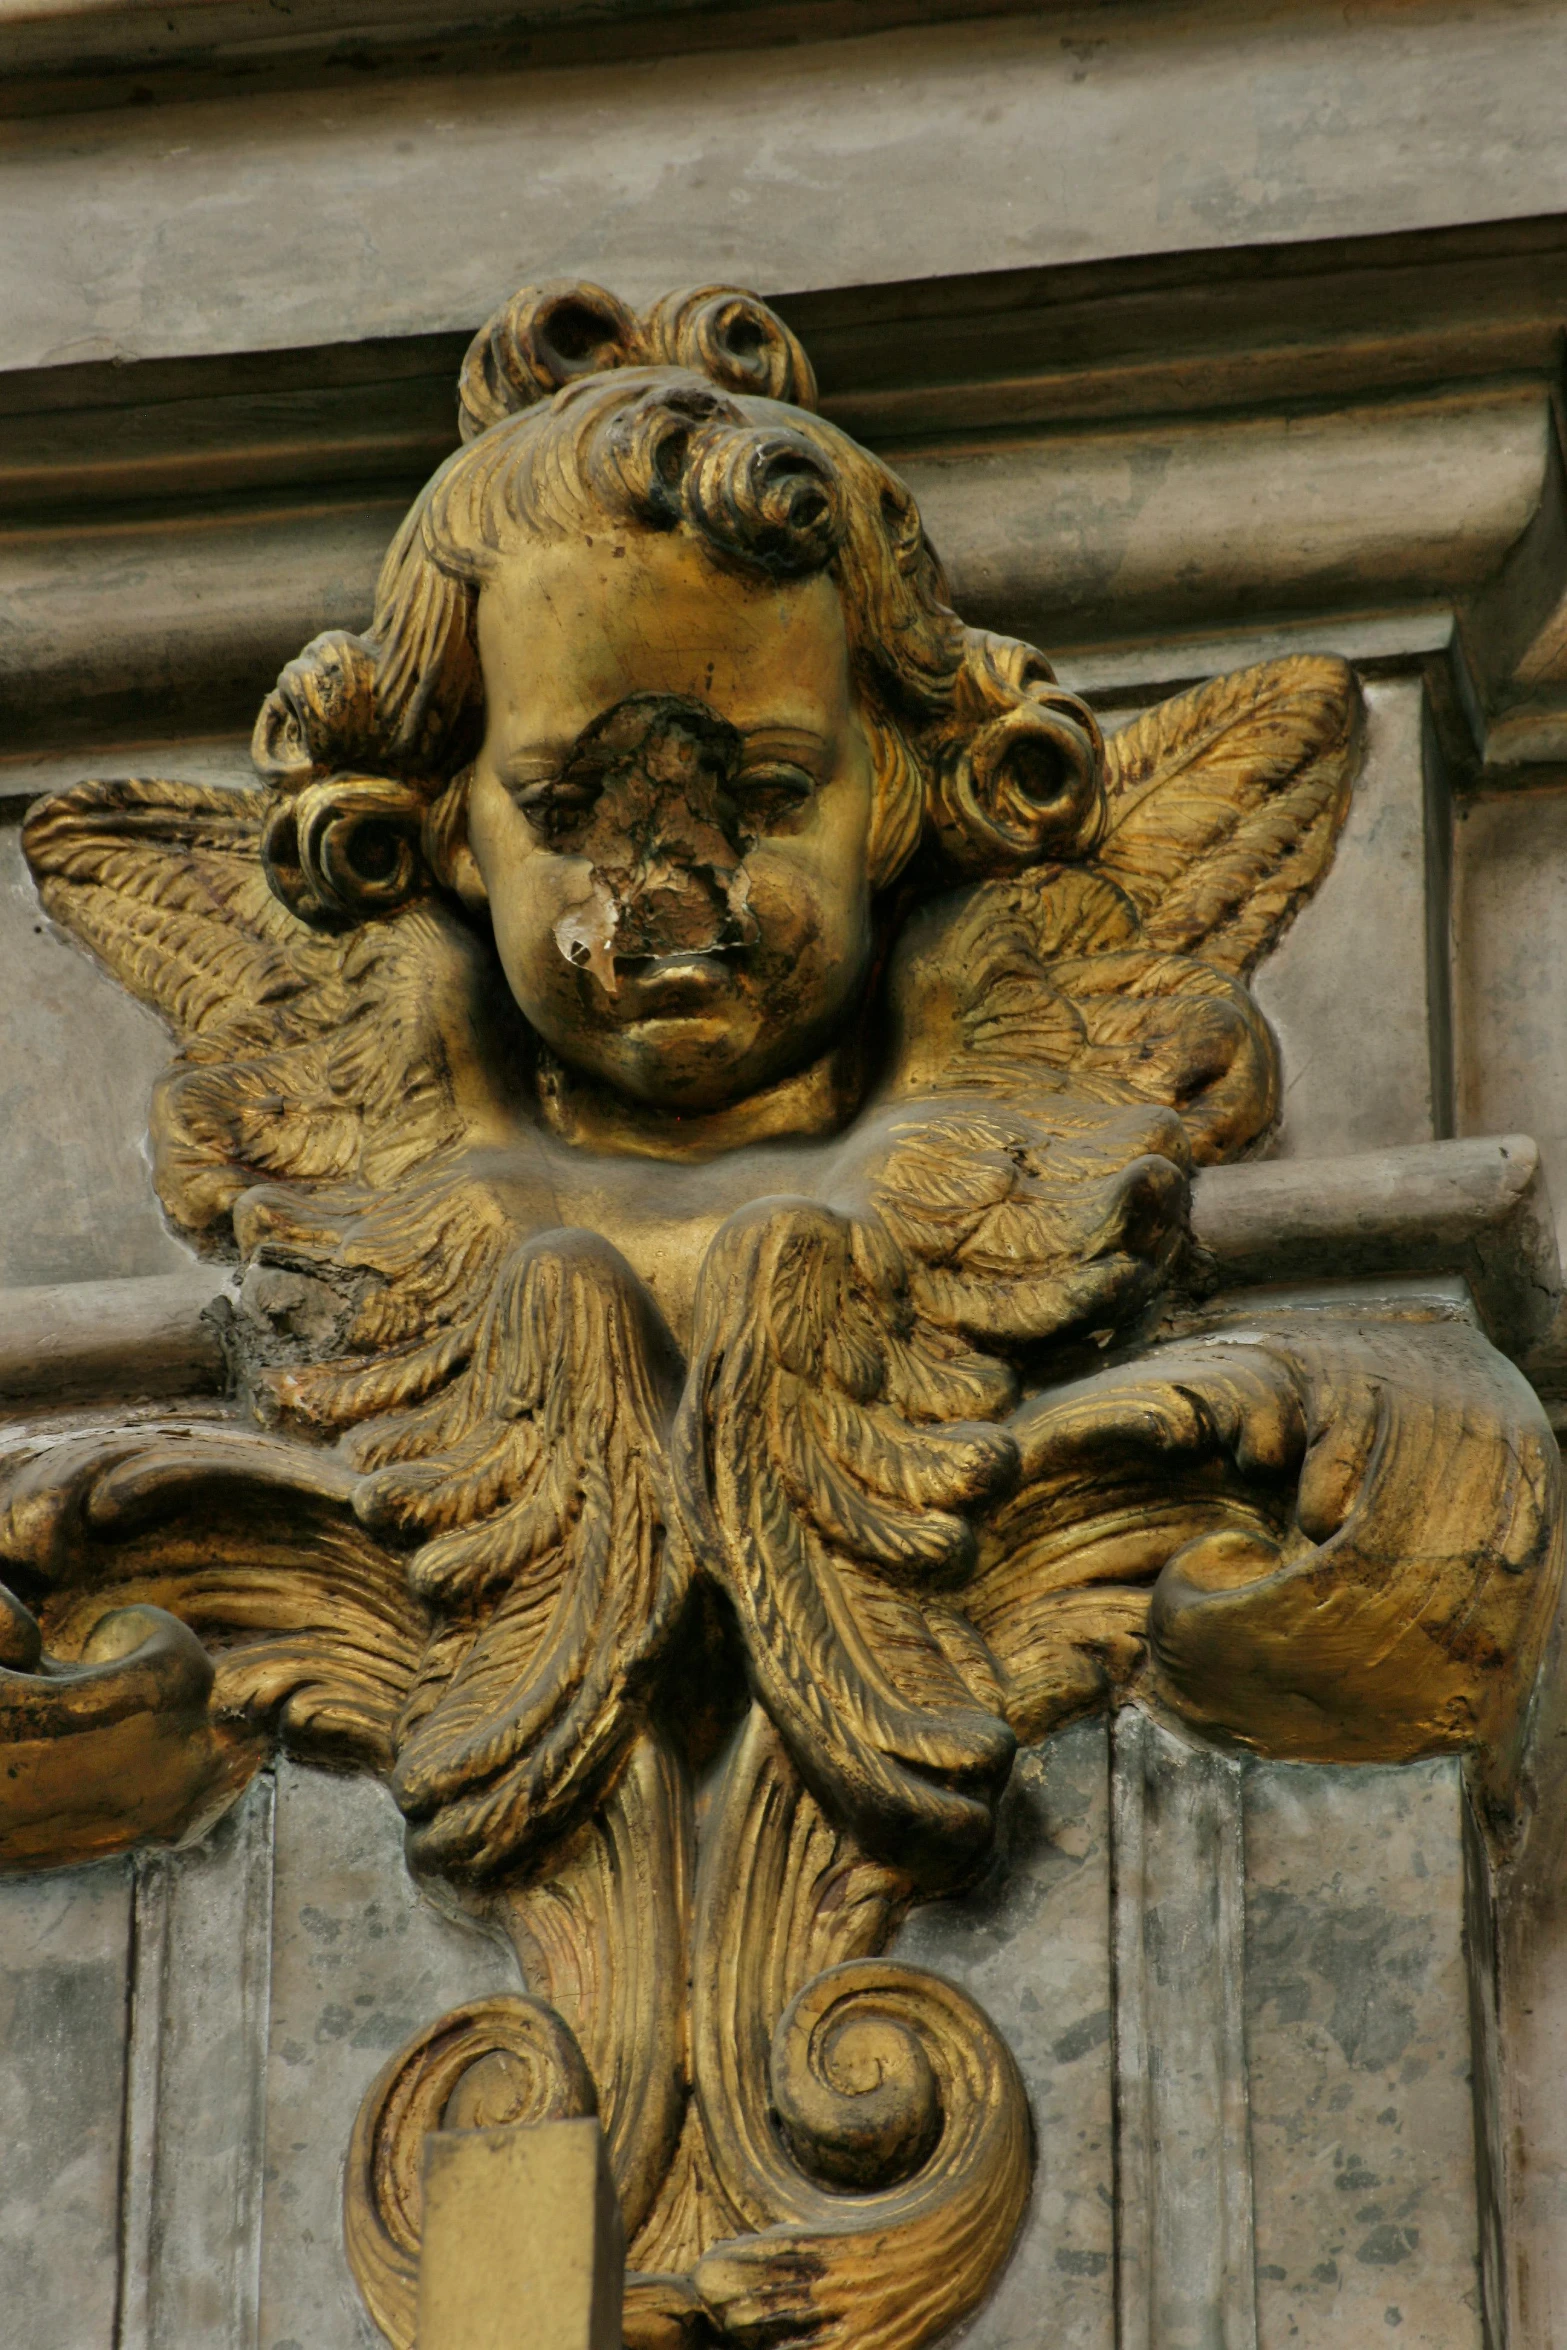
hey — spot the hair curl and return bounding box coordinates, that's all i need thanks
[253,280,1102,926]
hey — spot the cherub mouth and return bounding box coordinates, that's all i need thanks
[555,868,756,999]
[616,946,739,975]
[611,948,742,1014]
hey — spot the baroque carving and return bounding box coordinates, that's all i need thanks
[1,279,1560,2347]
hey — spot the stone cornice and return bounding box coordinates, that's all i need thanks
[0,0,1044,114]
[3,217,1564,770]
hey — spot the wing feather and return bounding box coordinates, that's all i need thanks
[886,654,1362,1162]
[23,782,333,1044]
[1097,653,1361,973]
[349,1229,691,1883]
[677,1088,1193,1888]
[22,779,479,1255]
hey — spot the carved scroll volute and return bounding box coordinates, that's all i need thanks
[492,1733,692,2247]
[689,1708,1033,2350]
[343,1731,695,2346]
[1145,1315,1566,1795]
[344,1993,598,2350]
[0,1596,255,1870]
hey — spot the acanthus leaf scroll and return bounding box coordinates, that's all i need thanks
[1,278,1559,2350]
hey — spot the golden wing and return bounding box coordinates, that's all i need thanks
[351,1229,690,1882]
[677,1089,1191,1889]
[23,777,478,1238]
[4,779,533,1845]
[887,654,1362,1163]
[1096,651,1362,971]
[22,777,533,1440]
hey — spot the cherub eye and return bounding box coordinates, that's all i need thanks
[734,760,815,834]
[504,772,600,846]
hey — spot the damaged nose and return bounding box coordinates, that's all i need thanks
[546,692,760,992]
[611,856,753,961]
[555,859,755,995]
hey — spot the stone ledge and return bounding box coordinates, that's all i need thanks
[0,1265,229,1404]
[5,218,1561,763]
[0,1136,1559,1408]
[1192,1134,1563,1360]
[0,0,1029,109]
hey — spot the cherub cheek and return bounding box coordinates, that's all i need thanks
[741,866,827,967]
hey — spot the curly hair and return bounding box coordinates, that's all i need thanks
[252,279,1104,927]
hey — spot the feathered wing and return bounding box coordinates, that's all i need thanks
[353,1228,691,1882]
[21,780,562,1462]
[23,780,462,1223]
[887,653,1363,1160]
[684,655,1363,1883]
[1095,652,1361,973]
[676,1089,1194,1888]
[19,778,524,1314]
[11,780,527,1788]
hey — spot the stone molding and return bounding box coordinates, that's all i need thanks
[1,1137,1556,1417]
[0,0,1034,111]
[4,218,1563,772]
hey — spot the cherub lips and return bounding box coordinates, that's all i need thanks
[607,947,744,1018]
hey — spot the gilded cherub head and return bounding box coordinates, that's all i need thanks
[251,281,1103,1123]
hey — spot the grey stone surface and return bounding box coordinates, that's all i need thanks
[1112,1711,1256,2350]
[906,390,1547,655]
[0,1766,523,2350]
[1244,1759,1484,2350]
[1496,1586,1567,2349]
[896,1720,1115,2350]
[259,1760,520,2350]
[1191,1134,1562,1360]
[0,747,249,1291]
[0,734,258,810]
[0,1733,1508,2350]
[5,1,1567,375]
[0,508,403,759]
[0,1857,132,2350]
[121,1777,275,2350]
[1056,614,1454,704]
[0,1266,228,1402]
[1454,782,1567,1152]
[1252,677,1441,1159]
[900,1720,1496,2350]
[0,0,765,77]
[6,398,1547,760]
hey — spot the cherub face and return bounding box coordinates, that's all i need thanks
[466,529,878,1114]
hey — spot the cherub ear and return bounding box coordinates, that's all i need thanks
[424,768,488,913]
[448,846,489,914]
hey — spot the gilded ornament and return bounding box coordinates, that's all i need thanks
[0,277,1558,2349]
